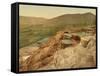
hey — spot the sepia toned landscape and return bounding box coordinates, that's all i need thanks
[19,5,96,71]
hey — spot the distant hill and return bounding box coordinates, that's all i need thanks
[20,12,95,28]
[19,12,96,48]
[20,16,48,28]
[45,12,96,26]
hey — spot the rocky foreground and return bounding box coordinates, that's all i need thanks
[19,31,96,71]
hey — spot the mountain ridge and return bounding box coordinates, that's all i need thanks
[20,12,95,28]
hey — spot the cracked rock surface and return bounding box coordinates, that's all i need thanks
[19,32,96,71]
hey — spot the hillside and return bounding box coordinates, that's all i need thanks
[19,12,96,48]
[45,12,95,26]
[20,16,48,28]
[20,12,95,27]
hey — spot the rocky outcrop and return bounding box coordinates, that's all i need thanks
[38,35,96,70]
[19,32,96,71]
[19,31,65,71]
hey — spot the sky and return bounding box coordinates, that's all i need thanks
[19,4,96,19]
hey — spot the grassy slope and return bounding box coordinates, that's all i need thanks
[19,13,96,48]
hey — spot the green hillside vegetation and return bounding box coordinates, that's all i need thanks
[19,12,96,48]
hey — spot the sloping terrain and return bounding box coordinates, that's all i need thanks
[19,12,96,71]
[19,13,96,48]
[20,16,47,27]
[45,12,95,26]
[19,31,96,71]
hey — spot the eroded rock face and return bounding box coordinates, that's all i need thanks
[19,31,65,71]
[19,32,96,71]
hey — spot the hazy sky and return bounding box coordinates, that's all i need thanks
[19,5,96,19]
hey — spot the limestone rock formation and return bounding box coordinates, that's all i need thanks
[19,31,96,71]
